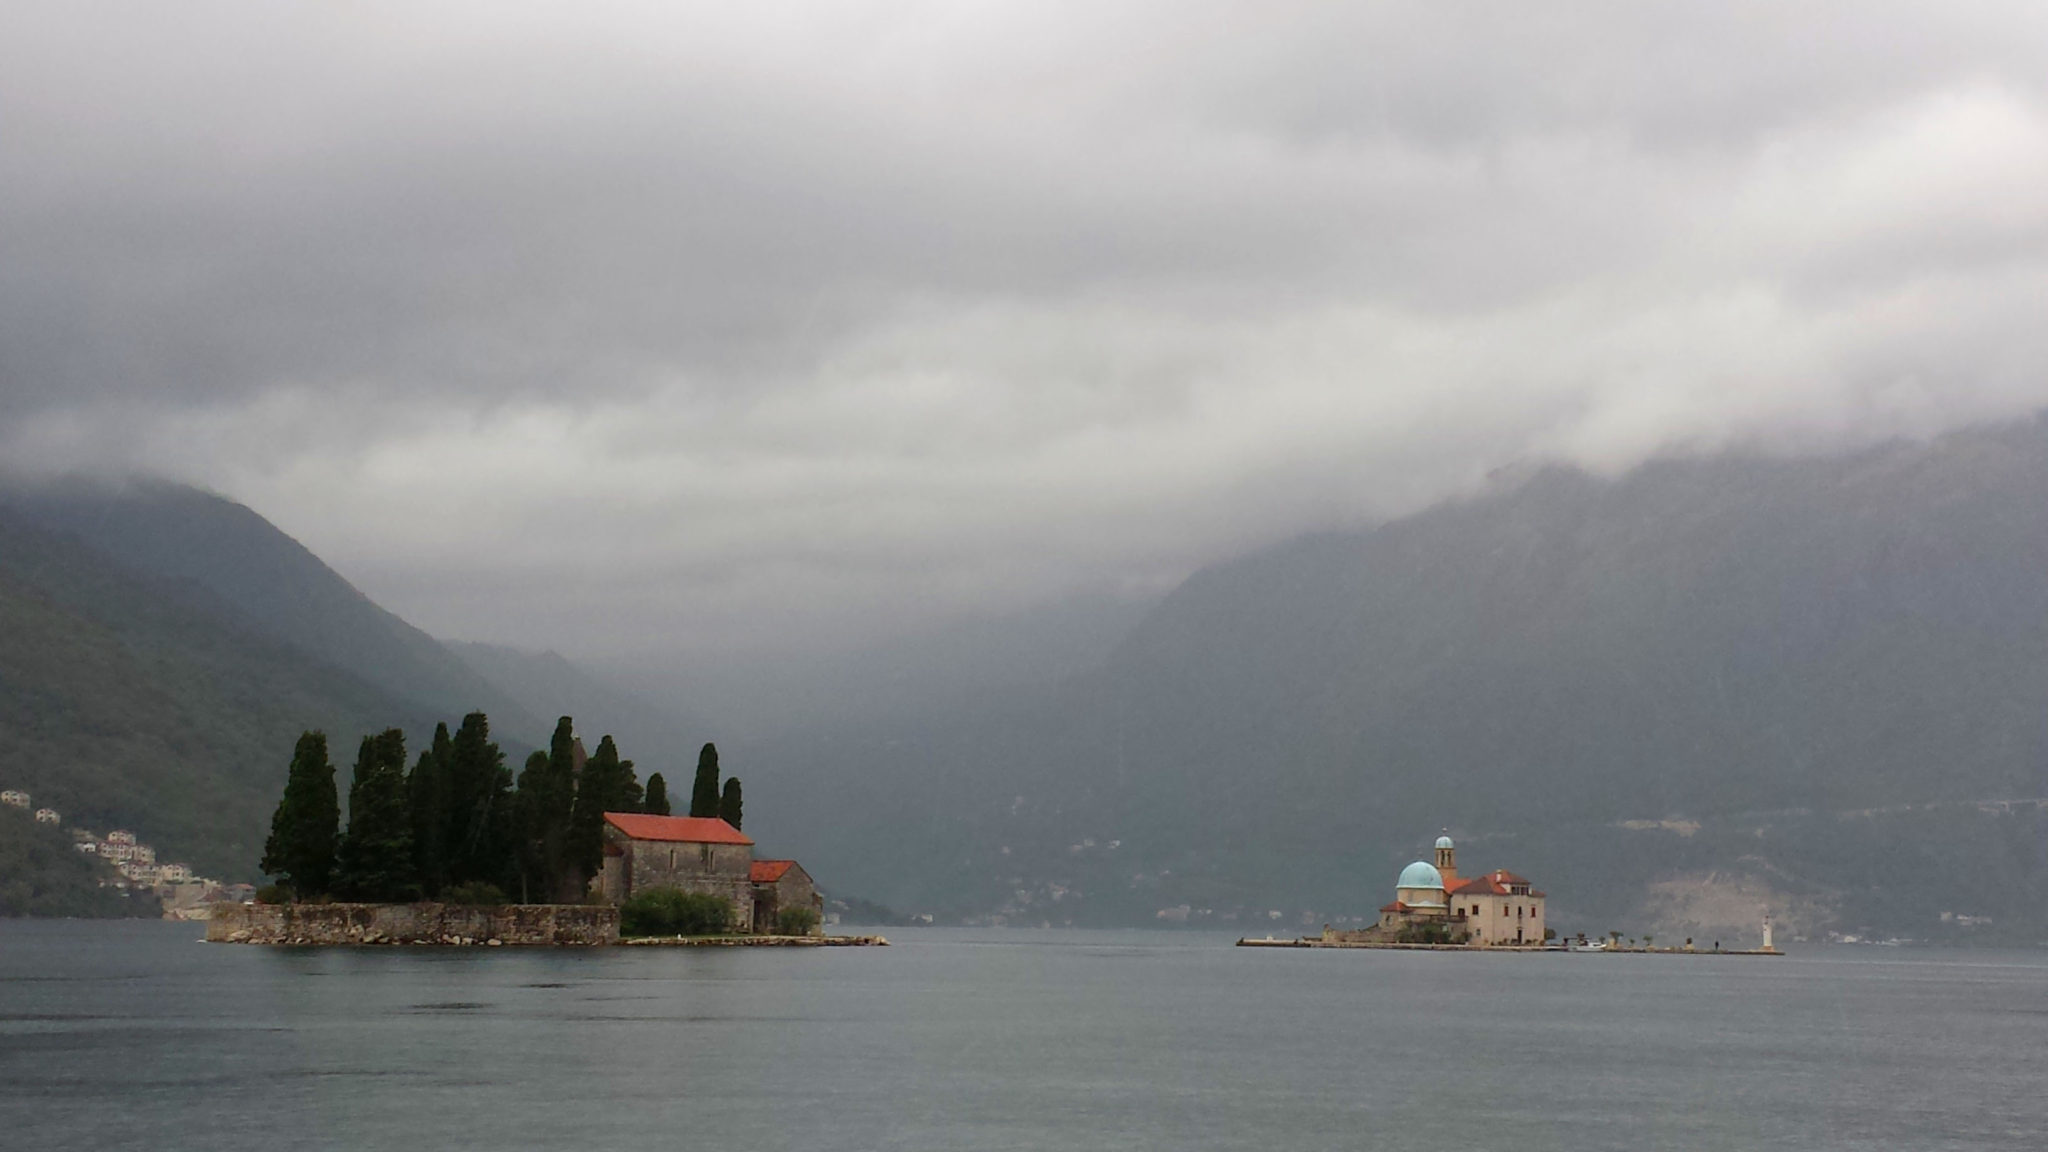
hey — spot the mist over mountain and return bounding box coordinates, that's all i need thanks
[441,640,708,770]
[648,591,1158,737]
[6,419,2047,940]
[0,483,687,883]
[752,415,2048,943]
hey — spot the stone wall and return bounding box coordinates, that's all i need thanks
[753,866,825,935]
[612,836,756,931]
[206,902,618,946]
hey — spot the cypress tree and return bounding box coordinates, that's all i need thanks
[616,757,644,814]
[689,742,721,818]
[512,749,550,903]
[260,731,340,898]
[544,717,578,898]
[444,712,511,892]
[567,735,643,892]
[408,721,451,896]
[719,776,744,830]
[335,729,418,902]
[515,717,580,901]
[644,773,670,816]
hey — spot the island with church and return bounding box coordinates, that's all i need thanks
[207,715,884,947]
[1239,831,1781,954]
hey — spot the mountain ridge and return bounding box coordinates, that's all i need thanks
[0,479,549,746]
[752,415,2048,942]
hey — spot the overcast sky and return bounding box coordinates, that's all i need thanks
[5,2,2048,663]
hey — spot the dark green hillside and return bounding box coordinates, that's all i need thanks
[2,481,545,745]
[0,508,449,881]
[0,806,146,918]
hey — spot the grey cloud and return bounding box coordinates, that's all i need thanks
[5,3,2048,661]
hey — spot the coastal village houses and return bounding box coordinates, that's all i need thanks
[3,786,242,914]
[1333,834,1548,947]
[597,812,823,933]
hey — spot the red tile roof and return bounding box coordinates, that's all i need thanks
[1447,875,1508,896]
[603,812,753,845]
[750,859,796,883]
[1445,870,1540,897]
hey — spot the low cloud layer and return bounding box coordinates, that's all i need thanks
[6,3,2048,659]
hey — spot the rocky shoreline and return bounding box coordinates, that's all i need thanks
[207,902,616,946]
[205,902,888,948]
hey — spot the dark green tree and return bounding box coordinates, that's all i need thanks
[516,717,580,901]
[512,749,551,902]
[443,712,512,892]
[644,772,671,816]
[567,734,643,892]
[618,757,643,813]
[689,742,721,818]
[335,729,418,902]
[719,776,744,830]
[407,721,452,896]
[260,731,340,898]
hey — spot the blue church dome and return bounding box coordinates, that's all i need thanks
[1435,835,1455,850]
[1397,861,1444,890]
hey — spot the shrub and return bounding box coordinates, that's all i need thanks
[254,883,291,905]
[1393,920,1455,945]
[620,887,732,937]
[440,881,508,906]
[776,907,820,936]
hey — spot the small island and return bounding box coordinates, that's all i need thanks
[208,715,882,948]
[1238,831,1780,955]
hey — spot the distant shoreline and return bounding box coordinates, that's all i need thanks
[1237,936,1783,956]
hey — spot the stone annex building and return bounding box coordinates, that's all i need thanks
[596,813,823,934]
[1334,834,1548,947]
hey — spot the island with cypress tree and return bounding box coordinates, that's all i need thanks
[211,714,867,946]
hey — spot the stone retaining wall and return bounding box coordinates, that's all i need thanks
[206,902,618,946]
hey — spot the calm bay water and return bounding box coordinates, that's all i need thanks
[3,921,2046,1150]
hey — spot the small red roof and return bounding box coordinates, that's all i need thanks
[603,812,753,845]
[750,859,796,883]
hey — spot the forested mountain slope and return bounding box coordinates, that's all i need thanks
[756,416,2048,942]
[1,481,545,745]
[0,506,456,881]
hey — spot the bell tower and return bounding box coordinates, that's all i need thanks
[1434,831,1457,885]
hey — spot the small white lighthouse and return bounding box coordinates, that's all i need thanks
[1761,912,1777,953]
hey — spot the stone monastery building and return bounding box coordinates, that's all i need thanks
[1367,834,1547,947]
[597,813,823,934]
